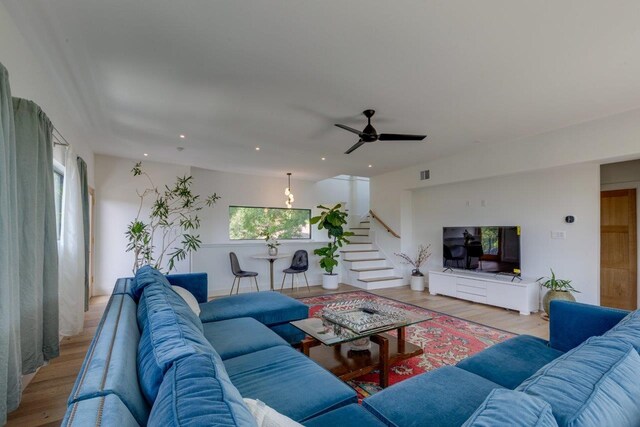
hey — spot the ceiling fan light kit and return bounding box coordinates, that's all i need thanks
[335,109,427,154]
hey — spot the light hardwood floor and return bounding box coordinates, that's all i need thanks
[7,284,549,426]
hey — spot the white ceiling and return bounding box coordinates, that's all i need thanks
[5,0,640,180]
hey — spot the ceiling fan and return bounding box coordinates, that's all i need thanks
[335,109,427,154]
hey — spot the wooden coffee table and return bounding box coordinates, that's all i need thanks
[291,301,430,388]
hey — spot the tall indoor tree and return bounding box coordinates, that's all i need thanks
[125,162,220,273]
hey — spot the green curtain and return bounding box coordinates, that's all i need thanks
[77,156,90,311]
[13,98,59,372]
[0,63,22,425]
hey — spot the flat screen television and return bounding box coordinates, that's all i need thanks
[443,226,521,275]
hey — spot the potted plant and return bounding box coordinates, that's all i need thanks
[395,244,432,291]
[125,162,220,273]
[538,268,580,317]
[265,232,280,256]
[311,203,354,289]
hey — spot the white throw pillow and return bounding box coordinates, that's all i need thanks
[171,285,201,316]
[243,398,303,427]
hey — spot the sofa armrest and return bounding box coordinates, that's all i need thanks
[549,300,629,352]
[166,273,208,303]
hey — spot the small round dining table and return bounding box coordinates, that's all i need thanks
[251,253,291,291]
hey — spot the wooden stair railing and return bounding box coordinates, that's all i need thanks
[368,209,400,238]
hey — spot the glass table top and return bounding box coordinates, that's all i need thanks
[291,299,432,346]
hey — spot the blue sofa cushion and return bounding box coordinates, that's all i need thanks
[269,322,307,344]
[223,345,356,422]
[517,336,640,427]
[202,317,289,360]
[457,335,564,389]
[148,353,257,427]
[62,395,140,427]
[462,389,557,427]
[130,265,171,302]
[137,284,217,404]
[304,404,387,427]
[199,291,308,326]
[362,366,502,427]
[137,281,203,333]
[604,308,640,352]
[550,300,629,352]
[68,294,149,425]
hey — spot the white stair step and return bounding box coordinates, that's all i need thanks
[341,243,373,251]
[357,276,404,290]
[348,235,370,243]
[354,268,397,280]
[344,258,387,269]
[350,267,394,272]
[341,250,380,260]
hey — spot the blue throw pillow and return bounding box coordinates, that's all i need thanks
[517,336,640,427]
[130,265,171,301]
[149,353,257,427]
[462,389,557,427]
[137,284,217,404]
[604,308,640,352]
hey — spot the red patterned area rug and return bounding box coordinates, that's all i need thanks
[297,290,515,399]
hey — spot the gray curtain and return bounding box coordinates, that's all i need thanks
[13,98,59,372]
[0,63,23,425]
[77,156,90,311]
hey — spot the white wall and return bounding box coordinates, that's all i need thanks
[0,3,94,185]
[370,107,640,305]
[600,159,640,307]
[412,163,601,304]
[190,167,356,295]
[94,156,364,296]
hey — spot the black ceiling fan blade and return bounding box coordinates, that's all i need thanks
[335,124,364,136]
[378,133,427,141]
[344,140,366,154]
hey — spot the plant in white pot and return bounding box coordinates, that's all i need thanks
[395,244,432,291]
[538,269,580,318]
[311,204,353,290]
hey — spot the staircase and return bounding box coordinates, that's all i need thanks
[340,217,404,289]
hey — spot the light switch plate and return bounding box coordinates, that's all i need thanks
[551,231,566,240]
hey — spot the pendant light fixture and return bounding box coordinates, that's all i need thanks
[285,172,294,208]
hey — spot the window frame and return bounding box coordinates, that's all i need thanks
[53,160,65,240]
[228,205,312,241]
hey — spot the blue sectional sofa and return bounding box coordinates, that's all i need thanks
[62,267,379,427]
[62,267,640,427]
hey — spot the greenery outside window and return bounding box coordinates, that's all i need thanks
[53,168,64,239]
[229,206,311,240]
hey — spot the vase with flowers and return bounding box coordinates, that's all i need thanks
[263,230,280,256]
[395,244,432,291]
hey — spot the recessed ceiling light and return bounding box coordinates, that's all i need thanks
[321,157,326,161]
[143,153,148,157]
[255,147,260,151]
[179,134,185,139]
[368,164,372,168]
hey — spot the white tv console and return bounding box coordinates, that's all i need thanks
[428,270,539,315]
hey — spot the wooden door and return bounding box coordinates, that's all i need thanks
[89,187,95,298]
[601,189,637,310]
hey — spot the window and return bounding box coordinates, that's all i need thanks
[480,227,499,255]
[53,168,64,239]
[229,206,311,240]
